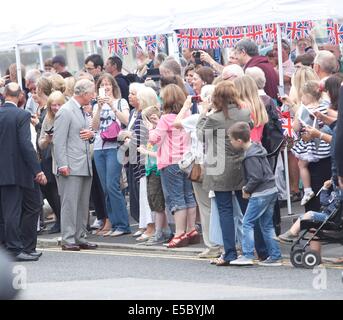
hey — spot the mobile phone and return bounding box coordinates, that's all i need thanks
[99,87,106,98]
[45,127,54,134]
[193,51,202,65]
[191,95,202,103]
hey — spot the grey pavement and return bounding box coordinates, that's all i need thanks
[17,250,343,300]
[37,200,343,260]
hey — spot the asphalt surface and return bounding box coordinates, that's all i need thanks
[16,249,343,300]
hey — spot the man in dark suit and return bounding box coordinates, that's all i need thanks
[0,83,47,262]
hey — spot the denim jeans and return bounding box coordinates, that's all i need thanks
[94,148,131,233]
[242,192,282,260]
[214,191,237,262]
[233,191,269,260]
[160,165,196,215]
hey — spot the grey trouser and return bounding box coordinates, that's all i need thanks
[57,176,92,245]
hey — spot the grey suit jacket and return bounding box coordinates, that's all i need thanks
[53,98,92,176]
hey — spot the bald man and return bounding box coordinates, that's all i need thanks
[0,83,47,262]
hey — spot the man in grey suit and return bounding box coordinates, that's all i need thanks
[53,79,97,251]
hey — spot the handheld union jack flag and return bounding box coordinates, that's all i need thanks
[280,112,297,139]
[144,35,157,52]
[220,27,244,48]
[200,28,220,49]
[327,19,343,45]
[245,25,264,44]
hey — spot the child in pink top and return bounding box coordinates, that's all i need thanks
[149,113,191,170]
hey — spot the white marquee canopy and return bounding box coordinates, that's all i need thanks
[1,0,342,51]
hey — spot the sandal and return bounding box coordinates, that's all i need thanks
[166,233,189,248]
[96,229,111,236]
[215,256,231,266]
[210,254,225,265]
[186,229,201,245]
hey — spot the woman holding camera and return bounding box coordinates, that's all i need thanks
[38,91,65,234]
[92,73,131,237]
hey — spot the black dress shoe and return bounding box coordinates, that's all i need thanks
[62,244,80,251]
[79,243,98,250]
[26,251,43,258]
[15,252,39,262]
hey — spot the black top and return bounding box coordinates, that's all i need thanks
[0,102,41,189]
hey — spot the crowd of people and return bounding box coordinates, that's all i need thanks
[1,36,343,266]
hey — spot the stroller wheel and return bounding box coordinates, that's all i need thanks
[290,249,304,268]
[302,251,321,269]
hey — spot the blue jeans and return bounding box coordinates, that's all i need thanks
[214,191,237,262]
[160,165,196,215]
[94,149,131,233]
[232,191,269,260]
[242,193,282,260]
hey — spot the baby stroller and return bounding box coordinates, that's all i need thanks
[290,197,343,269]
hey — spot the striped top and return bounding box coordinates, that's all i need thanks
[291,101,331,162]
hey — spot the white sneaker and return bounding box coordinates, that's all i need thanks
[90,218,103,230]
[230,255,254,266]
[300,192,315,206]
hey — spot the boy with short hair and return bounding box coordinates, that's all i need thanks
[228,122,282,266]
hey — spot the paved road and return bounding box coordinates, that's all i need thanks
[14,248,343,300]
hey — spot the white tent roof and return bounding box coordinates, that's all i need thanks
[1,0,343,51]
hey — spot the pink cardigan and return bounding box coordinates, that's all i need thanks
[149,114,191,170]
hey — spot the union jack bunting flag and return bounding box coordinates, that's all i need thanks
[285,21,313,40]
[220,27,244,48]
[187,29,201,48]
[144,35,157,52]
[176,29,190,48]
[244,25,264,44]
[133,37,144,54]
[327,19,343,45]
[200,28,220,49]
[108,39,121,54]
[120,38,129,56]
[157,34,166,49]
[264,23,278,42]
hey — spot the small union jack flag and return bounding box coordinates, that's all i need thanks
[133,37,144,54]
[145,35,157,52]
[186,29,201,49]
[108,39,121,54]
[120,38,129,56]
[200,28,220,49]
[327,19,343,45]
[280,112,297,139]
[285,21,313,40]
[176,29,190,48]
[245,25,264,44]
[220,27,244,48]
[264,23,278,42]
[157,34,166,49]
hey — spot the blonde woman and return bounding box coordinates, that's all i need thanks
[133,87,160,241]
[38,91,66,234]
[234,75,268,143]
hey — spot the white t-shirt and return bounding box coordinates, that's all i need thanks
[93,98,130,150]
[181,114,204,163]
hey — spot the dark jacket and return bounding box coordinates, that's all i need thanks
[243,142,275,195]
[244,56,279,99]
[115,73,130,104]
[0,102,41,189]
